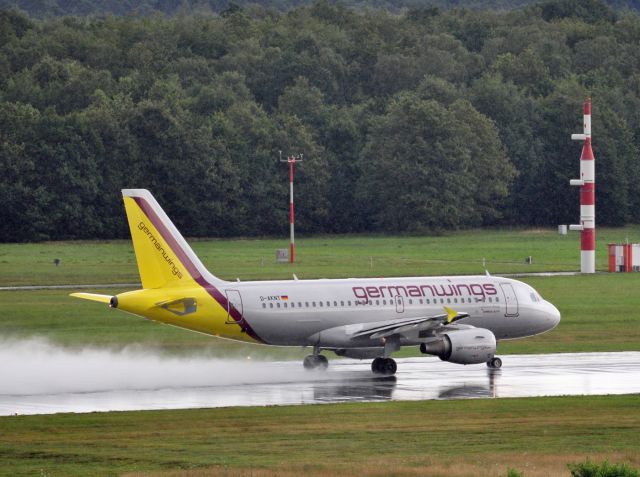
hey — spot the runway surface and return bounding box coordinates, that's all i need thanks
[1,339,638,416]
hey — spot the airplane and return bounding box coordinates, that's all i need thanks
[72,189,561,375]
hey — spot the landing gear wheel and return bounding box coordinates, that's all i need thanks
[303,355,315,370]
[303,354,328,370]
[316,354,329,369]
[382,358,397,375]
[371,357,384,374]
[487,357,502,369]
[372,357,397,375]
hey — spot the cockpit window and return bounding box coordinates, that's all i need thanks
[530,293,539,303]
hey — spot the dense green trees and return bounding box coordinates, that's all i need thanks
[1,0,639,18]
[1,1,640,241]
[358,94,514,231]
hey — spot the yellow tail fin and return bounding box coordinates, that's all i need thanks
[122,189,222,289]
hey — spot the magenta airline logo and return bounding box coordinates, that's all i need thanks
[352,283,497,301]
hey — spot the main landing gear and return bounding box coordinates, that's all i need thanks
[486,357,502,369]
[303,353,328,370]
[371,357,397,375]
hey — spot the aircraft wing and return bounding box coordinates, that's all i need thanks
[350,306,470,340]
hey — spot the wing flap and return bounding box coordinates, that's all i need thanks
[352,307,470,341]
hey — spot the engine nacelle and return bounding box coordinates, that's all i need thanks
[419,328,496,365]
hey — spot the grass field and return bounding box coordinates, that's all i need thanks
[1,395,638,477]
[0,273,640,359]
[2,230,640,357]
[1,231,640,476]
[2,226,640,286]
[2,272,640,357]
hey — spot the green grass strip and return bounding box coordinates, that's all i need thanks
[1,395,638,477]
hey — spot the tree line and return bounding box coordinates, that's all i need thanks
[1,0,640,241]
[2,0,639,18]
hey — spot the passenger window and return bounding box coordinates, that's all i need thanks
[284,302,288,308]
[319,302,323,307]
[454,298,458,303]
[348,301,352,306]
[305,302,309,307]
[495,297,500,302]
[334,301,338,307]
[447,298,451,304]
[312,302,316,307]
[262,303,266,309]
[269,303,273,308]
[291,302,295,308]
[419,299,423,305]
[340,301,344,306]
[383,300,386,305]
[277,303,281,308]
[327,301,330,307]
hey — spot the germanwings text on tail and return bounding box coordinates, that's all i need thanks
[72,189,561,375]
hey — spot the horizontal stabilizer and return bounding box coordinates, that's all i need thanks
[70,292,112,304]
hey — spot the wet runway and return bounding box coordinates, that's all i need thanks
[1,339,639,416]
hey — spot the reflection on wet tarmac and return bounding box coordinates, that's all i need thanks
[1,338,639,416]
[313,376,397,403]
[438,370,499,399]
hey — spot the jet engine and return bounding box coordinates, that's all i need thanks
[419,328,496,365]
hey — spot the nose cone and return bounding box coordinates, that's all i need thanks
[544,301,561,331]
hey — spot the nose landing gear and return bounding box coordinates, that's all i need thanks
[487,357,502,369]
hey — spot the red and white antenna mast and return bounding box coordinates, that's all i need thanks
[569,98,596,273]
[280,152,303,264]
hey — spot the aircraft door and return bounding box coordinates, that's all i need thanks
[500,283,519,317]
[395,295,405,314]
[225,289,244,324]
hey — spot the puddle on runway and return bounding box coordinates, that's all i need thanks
[1,338,639,416]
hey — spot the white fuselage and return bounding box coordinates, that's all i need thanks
[220,275,560,347]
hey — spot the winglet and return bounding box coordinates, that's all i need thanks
[444,306,458,323]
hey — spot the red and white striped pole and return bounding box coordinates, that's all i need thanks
[281,153,303,263]
[569,98,595,273]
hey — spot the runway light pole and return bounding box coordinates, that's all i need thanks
[569,98,596,273]
[280,152,303,264]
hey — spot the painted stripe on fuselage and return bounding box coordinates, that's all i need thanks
[132,196,266,344]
